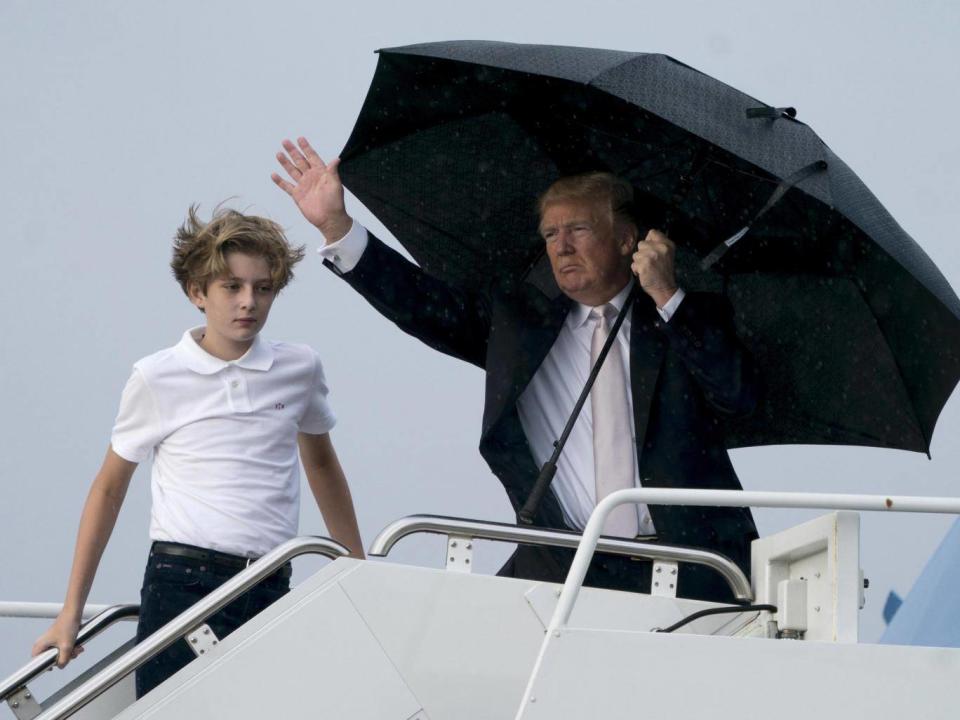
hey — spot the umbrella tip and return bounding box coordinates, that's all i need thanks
[746,106,797,120]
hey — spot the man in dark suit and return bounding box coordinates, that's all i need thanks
[273,137,759,602]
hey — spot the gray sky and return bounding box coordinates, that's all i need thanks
[2,0,959,688]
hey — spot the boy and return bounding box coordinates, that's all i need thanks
[32,205,364,698]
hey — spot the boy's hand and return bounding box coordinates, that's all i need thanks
[32,614,84,669]
[272,137,353,244]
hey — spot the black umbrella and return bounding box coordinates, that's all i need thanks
[338,40,960,456]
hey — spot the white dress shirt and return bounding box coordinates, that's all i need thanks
[516,283,684,535]
[320,222,684,535]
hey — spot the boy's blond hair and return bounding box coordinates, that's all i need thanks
[171,205,305,295]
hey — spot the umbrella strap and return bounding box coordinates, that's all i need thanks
[700,159,829,270]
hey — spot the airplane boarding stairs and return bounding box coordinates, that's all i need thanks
[3,490,959,719]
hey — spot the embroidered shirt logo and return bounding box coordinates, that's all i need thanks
[274,402,285,410]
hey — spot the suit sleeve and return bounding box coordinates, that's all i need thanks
[325,232,491,369]
[658,292,759,418]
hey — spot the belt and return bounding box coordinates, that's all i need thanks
[151,541,292,579]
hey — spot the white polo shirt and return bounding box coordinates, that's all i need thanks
[110,327,336,557]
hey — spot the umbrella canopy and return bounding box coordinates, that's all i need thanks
[338,40,960,455]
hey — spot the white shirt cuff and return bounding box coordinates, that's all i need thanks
[656,287,686,322]
[317,220,368,273]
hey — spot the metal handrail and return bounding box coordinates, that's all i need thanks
[551,488,960,632]
[515,488,960,718]
[0,602,114,620]
[369,514,752,601]
[0,604,139,702]
[34,535,349,720]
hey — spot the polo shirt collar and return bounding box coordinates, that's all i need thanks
[567,280,634,330]
[175,327,275,375]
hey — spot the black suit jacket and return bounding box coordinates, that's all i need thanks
[331,233,759,601]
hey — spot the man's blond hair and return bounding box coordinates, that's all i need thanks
[171,205,305,296]
[537,172,637,234]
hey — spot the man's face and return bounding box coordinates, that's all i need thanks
[540,199,634,306]
[189,252,277,360]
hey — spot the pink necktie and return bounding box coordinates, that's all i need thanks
[590,305,639,538]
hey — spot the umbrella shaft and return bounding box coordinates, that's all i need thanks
[519,286,639,524]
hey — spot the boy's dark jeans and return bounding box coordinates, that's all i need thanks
[134,542,290,699]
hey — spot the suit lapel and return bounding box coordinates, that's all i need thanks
[482,289,572,438]
[630,295,667,461]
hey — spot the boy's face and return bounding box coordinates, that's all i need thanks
[189,252,277,360]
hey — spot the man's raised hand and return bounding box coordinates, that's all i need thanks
[272,137,352,244]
